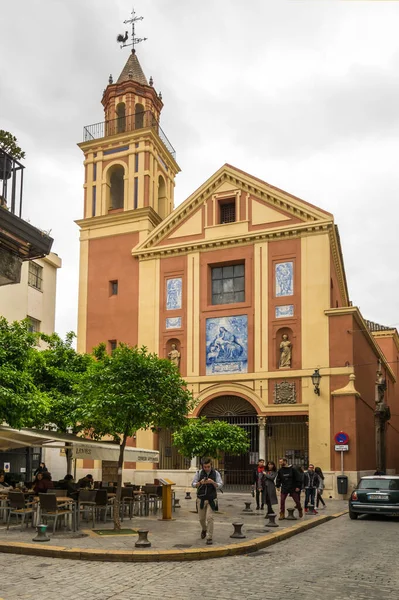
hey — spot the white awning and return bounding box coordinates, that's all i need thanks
[0,425,159,463]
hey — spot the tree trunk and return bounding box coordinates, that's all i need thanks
[113,433,128,530]
[65,443,73,476]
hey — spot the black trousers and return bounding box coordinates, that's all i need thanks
[255,488,263,508]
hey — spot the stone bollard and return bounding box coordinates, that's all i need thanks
[135,529,151,548]
[242,501,253,513]
[32,524,50,543]
[230,522,246,539]
[174,498,181,509]
[286,508,297,520]
[265,513,279,528]
[185,491,192,500]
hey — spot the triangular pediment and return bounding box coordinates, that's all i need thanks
[132,164,332,255]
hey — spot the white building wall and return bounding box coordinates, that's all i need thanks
[0,252,61,336]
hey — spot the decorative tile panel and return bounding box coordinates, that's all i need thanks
[206,315,248,375]
[275,262,294,297]
[275,305,294,319]
[166,278,182,310]
[166,317,182,329]
[274,381,297,404]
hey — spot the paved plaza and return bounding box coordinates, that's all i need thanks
[1,513,398,599]
[0,491,345,551]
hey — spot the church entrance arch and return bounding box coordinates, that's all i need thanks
[199,395,258,490]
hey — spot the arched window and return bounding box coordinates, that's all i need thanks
[116,102,126,133]
[135,103,144,129]
[158,175,167,219]
[108,165,125,210]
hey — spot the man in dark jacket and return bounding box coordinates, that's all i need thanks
[192,458,223,546]
[303,464,320,514]
[276,457,303,520]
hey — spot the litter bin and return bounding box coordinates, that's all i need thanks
[337,475,348,495]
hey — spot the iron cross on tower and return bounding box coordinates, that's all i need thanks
[117,8,147,52]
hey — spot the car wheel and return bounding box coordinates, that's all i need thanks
[349,510,359,520]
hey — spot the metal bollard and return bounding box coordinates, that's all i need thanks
[135,529,151,548]
[265,513,279,528]
[174,498,181,508]
[32,524,50,543]
[185,491,192,500]
[286,508,297,520]
[242,501,253,513]
[230,522,246,539]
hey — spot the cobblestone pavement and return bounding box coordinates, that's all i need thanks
[1,514,399,599]
[0,492,346,550]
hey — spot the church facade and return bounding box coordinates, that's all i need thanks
[76,49,399,494]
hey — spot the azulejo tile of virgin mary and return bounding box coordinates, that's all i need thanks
[206,315,248,375]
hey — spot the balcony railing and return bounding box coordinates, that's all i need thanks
[0,150,24,218]
[83,110,176,159]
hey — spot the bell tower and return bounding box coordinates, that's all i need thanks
[76,11,180,353]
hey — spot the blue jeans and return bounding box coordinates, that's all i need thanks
[305,488,316,509]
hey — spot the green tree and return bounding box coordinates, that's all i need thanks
[76,344,195,529]
[0,130,25,160]
[172,417,250,461]
[0,317,48,428]
[29,331,94,474]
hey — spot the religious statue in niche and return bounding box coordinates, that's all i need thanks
[279,334,292,368]
[168,343,181,370]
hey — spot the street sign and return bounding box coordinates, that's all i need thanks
[334,431,349,445]
[335,444,349,451]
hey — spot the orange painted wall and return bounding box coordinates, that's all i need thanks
[86,232,140,352]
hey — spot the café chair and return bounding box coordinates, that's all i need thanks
[38,493,75,533]
[78,489,97,529]
[6,491,36,531]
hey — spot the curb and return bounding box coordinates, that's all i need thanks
[0,511,348,562]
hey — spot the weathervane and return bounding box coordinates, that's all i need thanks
[116,8,147,52]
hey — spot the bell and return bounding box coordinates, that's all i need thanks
[32,524,50,543]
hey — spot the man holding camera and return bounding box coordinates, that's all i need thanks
[192,458,223,545]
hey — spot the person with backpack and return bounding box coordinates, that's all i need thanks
[303,463,320,514]
[191,458,223,545]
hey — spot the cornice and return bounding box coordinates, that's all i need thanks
[132,220,333,260]
[329,225,350,306]
[76,206,162,231]
[78,128,180,174]
[324,307,396,382]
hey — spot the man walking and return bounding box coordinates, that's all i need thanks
[276,457,303,520]
[303,464,320,514]
[252,458,265,510]
[192,458,223,545]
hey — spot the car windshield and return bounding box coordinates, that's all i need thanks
[358,479,399,491]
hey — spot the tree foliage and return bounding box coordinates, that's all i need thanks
[0,130,25,160]
[29,332,93,474]
[76,343,195,528]
[0,317,48,428]
[30,331,93,434]
[172,417,250,460]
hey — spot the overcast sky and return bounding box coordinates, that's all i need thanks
[1,0,399,338]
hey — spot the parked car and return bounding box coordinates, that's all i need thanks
[349,475,399,519]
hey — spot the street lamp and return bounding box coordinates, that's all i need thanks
[311,369,321,396]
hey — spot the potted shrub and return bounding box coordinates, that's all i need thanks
[0,130,25,180]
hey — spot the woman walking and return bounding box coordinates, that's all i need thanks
[315,467,326,509]
[262,461,278,516]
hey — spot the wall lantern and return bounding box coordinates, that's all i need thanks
[311,369,321,396]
